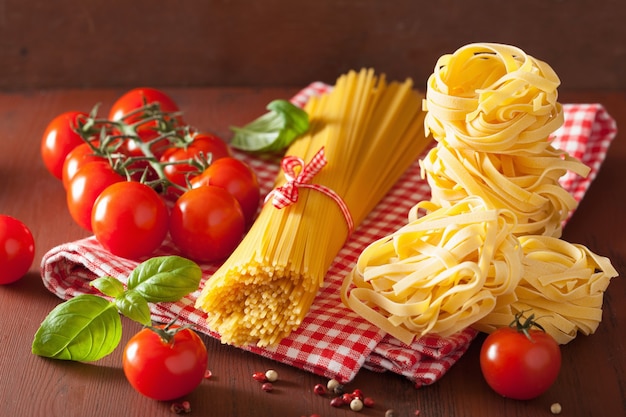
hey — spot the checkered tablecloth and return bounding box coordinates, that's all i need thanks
[40,83,617,387]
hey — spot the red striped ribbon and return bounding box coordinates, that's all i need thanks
[265,147,354,235]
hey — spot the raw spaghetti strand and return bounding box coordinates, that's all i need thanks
[195,68,431,347]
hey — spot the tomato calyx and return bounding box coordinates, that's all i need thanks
[509,311,547,342]
[146,317,193,345]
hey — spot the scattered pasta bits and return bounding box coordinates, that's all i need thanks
[341,196,523,344]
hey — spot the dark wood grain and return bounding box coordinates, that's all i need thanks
[0,88,623,417]
[1,0,626,91]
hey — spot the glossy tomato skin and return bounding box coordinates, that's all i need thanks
[160,133,232,191]
[190,157,260,225]
[0,215,35,284]
[123,326,208,401]
[109,87,181,125]
[92,182,169,260]
[169,185,245,262]
[41,111,89,179]
[66,161,124,231]
[480,327,561,400]
[62,142,106,189]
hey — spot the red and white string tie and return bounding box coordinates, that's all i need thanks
[265,146,354,235]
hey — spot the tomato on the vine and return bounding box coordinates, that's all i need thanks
[41,111,90,180]
[160,132,232,191]
[0,215,35,285]
[66,161,125,231]
[190,157,260,225]
[62,142,107,189]
[480,314,561,400]
[169,185,245,263]
[109,87,182,126]
[92,181,169,260]
[123,324,208,401]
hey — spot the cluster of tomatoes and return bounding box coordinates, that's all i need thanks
[41,87,260,263]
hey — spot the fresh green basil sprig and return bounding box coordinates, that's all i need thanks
[230,99,309,153]
[32,255,202,362]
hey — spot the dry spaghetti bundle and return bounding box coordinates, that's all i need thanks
[195,68,431,347]
[421,43,590,237]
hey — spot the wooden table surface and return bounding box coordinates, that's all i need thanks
[0,87,624,417]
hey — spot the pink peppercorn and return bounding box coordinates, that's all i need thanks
[313,384,327,395]
[252,372,267,382]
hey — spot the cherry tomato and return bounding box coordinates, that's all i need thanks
[0,215,35,284]
[190,157,260,225]
[119,125,170,159]
[66,161,124,231]
[480,325,561,400]
[123,325,208,401]
[160,133,232,191]
[62,142,106,189]
[169,185,245,262]
[92,182,169,259]
[109,87,181,125]
[41,111,89,179]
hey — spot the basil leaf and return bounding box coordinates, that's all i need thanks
[230,99,309,152]
[32,294,122,362]
[127,255,202,303]
[90,276,125,298]
[115,290,151,326]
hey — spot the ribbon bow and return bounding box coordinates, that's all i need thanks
[265,147,354,235]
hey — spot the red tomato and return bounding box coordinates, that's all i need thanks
[109,87,181,125]
[0,215,35,284]
[41,111,89,179]
[66,161,125,231]
[191,157,260,225]
[160,133,232,192]
[123,325,208,401]
[62,142,106,189]
[169,185,245,262]
[92,182,169,259]
[480,325,561,400]
[120,125,170,159]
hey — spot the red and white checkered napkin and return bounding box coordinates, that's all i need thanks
[40,83,617,387]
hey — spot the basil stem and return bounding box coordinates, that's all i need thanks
[230,99,309,152]
[32,255,202,362]
[31,294,122,362]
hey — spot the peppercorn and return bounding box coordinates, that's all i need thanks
[550,403,562,414]
[265,369,279,382]
[252,371,267,382]
[350,398,364,411]
[330,397,345,407]
[261,382,273,392]
[327,378,341,392]
[385,409,397,417]
[313,383,327,396]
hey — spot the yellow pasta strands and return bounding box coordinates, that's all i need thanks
[421,43,590,238]
[341,197,523,344]
[341,43,618,345]
[195,68,431,347]
[475,235,618,344]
